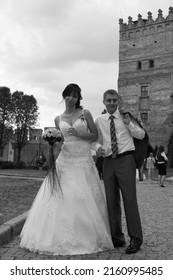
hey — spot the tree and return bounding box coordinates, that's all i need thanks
[0,87,13,153]
[11,91,39,164]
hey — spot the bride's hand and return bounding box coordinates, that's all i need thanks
[67,127,80,137]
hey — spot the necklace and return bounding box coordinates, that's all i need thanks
[63,110,76,118]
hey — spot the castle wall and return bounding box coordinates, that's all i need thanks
[118,7,173,150]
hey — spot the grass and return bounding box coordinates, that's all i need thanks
[0,167,173,224]
[0,177,43,223]
[0,168,47,178]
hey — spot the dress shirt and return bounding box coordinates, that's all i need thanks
[92,109,145,157]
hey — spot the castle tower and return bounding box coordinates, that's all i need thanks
[118,7,173,148]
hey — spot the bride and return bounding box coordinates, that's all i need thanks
[20,83,114,255]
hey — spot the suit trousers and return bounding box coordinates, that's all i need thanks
[103,153,143,244]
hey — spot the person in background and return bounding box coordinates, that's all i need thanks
[156,145,168,187]
[138,160,145,181]
[146,153,155,180]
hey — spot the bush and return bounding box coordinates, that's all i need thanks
[14,161,27,169]
[0,161,15,169]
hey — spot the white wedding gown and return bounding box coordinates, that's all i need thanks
[20,116,113,255]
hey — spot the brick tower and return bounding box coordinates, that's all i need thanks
[118,7,173,149]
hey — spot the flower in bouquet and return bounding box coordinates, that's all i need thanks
[42,128,62,196]
[42,127,62,146]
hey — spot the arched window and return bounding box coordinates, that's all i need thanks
[136,30,140,37]
[149,27,155,33]
[143,28,147,35]
[129,32,133,38]
[157,25,162,32]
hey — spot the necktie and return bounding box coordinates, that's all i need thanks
[109,115,118,158]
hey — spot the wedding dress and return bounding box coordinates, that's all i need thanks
[20,115,114,255]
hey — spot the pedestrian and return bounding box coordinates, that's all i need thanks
[156,145,168,187]
[93,89,145,254]
[138,160,144,181]
[146,153,155,180]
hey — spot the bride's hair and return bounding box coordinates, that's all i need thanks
[62,83,83,109]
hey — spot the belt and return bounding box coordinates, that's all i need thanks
[106,150,134,159]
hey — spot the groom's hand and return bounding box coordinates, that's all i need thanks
[97,146,105,157]
[122,113,130,125]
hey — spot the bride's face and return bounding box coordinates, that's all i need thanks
[65,92,79,107]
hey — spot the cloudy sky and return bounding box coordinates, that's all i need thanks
[0,0,171,129]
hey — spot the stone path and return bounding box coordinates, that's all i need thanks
[0,178,173,260]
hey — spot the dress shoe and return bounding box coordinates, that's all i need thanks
[125,238,142,254]
[113,240,125,248]
[160,185,165,187]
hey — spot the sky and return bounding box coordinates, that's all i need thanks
[0,0,172,129]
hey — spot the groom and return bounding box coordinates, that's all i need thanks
[94,89,145,254]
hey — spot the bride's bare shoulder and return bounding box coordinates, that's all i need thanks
[54,115,62,127]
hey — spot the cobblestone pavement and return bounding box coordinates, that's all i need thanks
[0,179,173,260]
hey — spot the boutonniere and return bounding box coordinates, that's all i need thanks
[80,114,85,121]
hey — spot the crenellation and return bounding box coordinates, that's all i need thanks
[156,9,164,22]
[128,16,133,27]
[119,7,173,40]
[147,11,154,23]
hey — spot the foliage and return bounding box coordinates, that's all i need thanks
[0,87,39,164]
[0,87,13,151]
[0,161,15,169]
[11,91,39,163]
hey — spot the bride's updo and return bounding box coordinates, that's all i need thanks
[62,83,83,109]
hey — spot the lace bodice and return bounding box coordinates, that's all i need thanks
[59,117,91,158]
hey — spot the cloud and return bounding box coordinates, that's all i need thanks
[0,0,171,128]
[1,0,119,70]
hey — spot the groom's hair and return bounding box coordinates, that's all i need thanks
[103,89,119,101]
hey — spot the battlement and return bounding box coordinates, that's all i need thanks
[119,6,173,37]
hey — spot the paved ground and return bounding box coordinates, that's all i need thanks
[0,173,173,260]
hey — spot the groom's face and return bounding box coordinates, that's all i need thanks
[103,93,119,114]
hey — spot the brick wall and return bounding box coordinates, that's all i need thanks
[118,7,173,152]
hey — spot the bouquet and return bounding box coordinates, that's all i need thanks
[42,128,62,195]
[42,127,62,146]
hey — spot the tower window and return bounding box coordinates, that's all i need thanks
[141,85,149,97]
[149,59,154,68]
[137,61,142,70]
[140,113,148,123]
